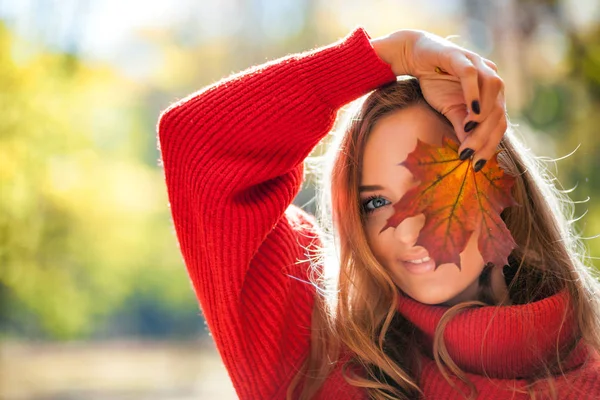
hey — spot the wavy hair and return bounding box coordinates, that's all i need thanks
[287,78,600,400]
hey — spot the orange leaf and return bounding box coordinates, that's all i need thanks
[381,136,518,269]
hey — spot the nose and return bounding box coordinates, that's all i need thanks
[393,213,426,246]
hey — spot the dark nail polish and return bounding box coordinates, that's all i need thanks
[472,100,481,114]
[474,159,487,172]
[464,121,478,133]
[459,148,474,161]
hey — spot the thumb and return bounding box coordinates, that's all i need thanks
[443,105,469,143]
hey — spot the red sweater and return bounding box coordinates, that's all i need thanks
[157,28,600,399]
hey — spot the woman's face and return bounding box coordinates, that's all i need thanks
[360,104,485,306]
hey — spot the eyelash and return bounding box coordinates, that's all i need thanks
[361,195,391,214]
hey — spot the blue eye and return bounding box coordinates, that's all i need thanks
[362,195,391,214]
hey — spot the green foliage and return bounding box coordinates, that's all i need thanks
[0,24,197,339]
[523,27,600,266]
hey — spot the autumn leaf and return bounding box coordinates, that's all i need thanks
[381,136,518,269]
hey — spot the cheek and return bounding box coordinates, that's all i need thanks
[459,227,485,272]
[462,221,482,254]
[364,223,394,264]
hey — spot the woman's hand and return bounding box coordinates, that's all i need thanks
[371,30,507,171]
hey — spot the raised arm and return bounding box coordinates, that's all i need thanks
[157,28,395,399]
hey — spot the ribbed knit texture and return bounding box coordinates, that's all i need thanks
[157,27,600,399]
[398,290,600,399]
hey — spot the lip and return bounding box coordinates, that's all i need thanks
[400,257,436,275]
[400,251,431,262]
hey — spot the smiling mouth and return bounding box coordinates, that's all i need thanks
[404,256,431,264]
[400,257,436,274]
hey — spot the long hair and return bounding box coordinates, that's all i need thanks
[287,78,600,400]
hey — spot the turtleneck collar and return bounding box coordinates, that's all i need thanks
[396,289,589,379]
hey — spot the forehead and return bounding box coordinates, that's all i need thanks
[361,105,456,183]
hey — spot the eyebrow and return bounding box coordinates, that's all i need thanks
[359,184,385,193]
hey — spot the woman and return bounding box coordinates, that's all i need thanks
[157,27,600,399]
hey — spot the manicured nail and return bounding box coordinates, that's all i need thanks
[459,148,474,161]
[464,121,478,133]
[472,100,481,115]
[474,159,487,172]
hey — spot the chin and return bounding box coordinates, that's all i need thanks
[402,286,457,305]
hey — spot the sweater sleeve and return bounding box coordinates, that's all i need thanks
[157,27,395,399]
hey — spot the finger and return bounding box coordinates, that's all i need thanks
[472,113,508,170]
[443,103,469,143]
[483,58,498,73]
[458,99,506,161]
[464,54,504,123]
[441,51,481,116]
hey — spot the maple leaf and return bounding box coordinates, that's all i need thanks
[381,136,518,269]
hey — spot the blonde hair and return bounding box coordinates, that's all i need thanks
[287,78,600,400]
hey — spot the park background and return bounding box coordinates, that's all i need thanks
[1,0,599,399]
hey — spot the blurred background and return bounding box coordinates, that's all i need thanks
[0,0,598,399]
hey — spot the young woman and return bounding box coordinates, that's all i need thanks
[157,27,600,399]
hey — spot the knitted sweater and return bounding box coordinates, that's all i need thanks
[157,27,600,399]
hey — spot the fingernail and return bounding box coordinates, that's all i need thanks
[464,121,478,133]
[472,100,480,114]
[474,159,487,172]
[459,148,474,161]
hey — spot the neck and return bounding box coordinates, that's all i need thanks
[441,264,512,307]
[490,264,512,305]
